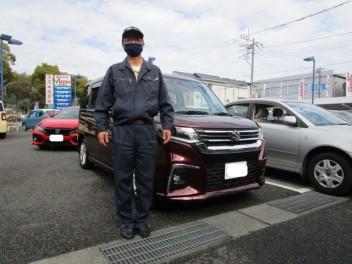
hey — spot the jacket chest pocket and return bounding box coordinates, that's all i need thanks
[141,76,159,99]
[113,78,133,98]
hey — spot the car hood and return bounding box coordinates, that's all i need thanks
[160,114,258,129]
[37,118,79,128]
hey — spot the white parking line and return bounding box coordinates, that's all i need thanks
[265,179,313,193]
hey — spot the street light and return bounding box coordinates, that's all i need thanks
[0,34,23,101]
[303,56,316,104]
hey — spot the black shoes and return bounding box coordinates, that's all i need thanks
[120,226,151,239]
[135,226,151,238]
[121,228,135,239]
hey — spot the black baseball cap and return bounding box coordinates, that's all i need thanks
[122,26,144,39]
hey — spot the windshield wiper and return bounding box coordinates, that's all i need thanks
[213,112,231,116]
[175,111,209,115]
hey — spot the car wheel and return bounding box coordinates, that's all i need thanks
[308,152,352,196]
[22,123,28,131]
[0,133,6,139]
[79,139,93,169]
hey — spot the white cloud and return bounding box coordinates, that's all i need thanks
[1,0,351,81]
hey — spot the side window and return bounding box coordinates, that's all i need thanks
[254,104,287,124]
[36,111,43,117]
[254,106,270,122]
[272,107,285,123]
[226,105,248,118]
[90,87,100,109]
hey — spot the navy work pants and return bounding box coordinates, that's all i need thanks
[112,124,157,229]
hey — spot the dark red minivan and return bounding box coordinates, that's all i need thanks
[78,74,266,203]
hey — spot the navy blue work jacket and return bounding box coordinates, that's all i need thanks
[94,58,174,132]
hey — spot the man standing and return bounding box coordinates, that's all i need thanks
[94,26,174,239]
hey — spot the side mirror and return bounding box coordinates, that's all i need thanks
[283,116,297,126]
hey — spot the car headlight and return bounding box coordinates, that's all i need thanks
[35,125,45,133]
[258,127,264,139]
[171,126,200,143]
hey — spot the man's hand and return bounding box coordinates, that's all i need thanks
[98,131,109,147]
[163,129,172,144]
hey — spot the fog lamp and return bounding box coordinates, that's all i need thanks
[170,168,189,190]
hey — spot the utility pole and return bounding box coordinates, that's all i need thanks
[239,32,262,98]
[316,67,325,98]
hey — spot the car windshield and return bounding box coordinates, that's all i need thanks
[286,102,349,126]
[331,110,352,123]
[164,76,227,115]
[54,108,79,119]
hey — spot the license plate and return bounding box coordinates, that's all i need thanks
[50,134,64,142]
[225,161,248,179]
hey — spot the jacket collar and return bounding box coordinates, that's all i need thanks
[118,57,153,72]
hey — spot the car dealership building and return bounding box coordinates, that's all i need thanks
[174,70,347,104]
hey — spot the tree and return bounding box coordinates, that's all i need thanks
[31,63,61,108]
[1,43,17,85]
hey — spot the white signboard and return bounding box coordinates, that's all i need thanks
[45,74,54,105]
[54,75,71,86]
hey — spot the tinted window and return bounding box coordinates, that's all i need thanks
[90,88,99,109]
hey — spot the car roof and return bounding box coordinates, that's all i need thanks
[225,98,311,106]
[86,73,202,88]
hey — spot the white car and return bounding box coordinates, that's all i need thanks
[225,98,352,196]
[0,100,7,139]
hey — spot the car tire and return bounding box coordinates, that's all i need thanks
[308,152,352,196]
[79,139,93,169]
[22,123,28,131]
[0,133,6,139]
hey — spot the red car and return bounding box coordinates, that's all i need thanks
[32,107,79,149]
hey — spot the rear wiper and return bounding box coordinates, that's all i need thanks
[213,112,231,116]
[175,111,209,115]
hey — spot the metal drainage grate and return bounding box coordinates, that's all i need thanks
[100,223,228,264]
[268,191,339,214]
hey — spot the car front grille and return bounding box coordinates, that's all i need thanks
[44,128,77,135]
[195,128,260,148]
[206,160,257,192]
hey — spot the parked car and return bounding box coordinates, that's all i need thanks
[225,98,352,195]
[329,110,352,124]
[22,109,56,131]
[0,100,7,139]
[32,107,79,149]
[78,74,266,204]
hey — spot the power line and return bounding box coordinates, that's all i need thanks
[254,1,351,34]
[264,31,352,47]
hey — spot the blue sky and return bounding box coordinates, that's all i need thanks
[1,0,352,82]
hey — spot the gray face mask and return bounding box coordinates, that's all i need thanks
[123,43,143,57]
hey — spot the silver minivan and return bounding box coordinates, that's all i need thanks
[226,98,352,196]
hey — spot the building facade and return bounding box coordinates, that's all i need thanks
[173,70,347,104]
[254,70,346,100]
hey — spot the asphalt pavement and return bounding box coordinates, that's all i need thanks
[1,130,352,264]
